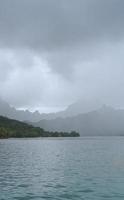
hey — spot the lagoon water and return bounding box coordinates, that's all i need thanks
[0,137,124,200]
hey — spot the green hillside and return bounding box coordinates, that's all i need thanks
[0,116,80,138]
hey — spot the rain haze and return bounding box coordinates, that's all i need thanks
[0,0,124,112]
[2,2,124,199]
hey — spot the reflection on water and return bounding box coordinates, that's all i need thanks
[0,137,124,200]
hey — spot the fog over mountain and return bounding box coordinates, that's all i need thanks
[0,98,42,122]
[0,97,102,121]
[33,106,124,136]
[1,97,124,136]
[0,0,124,112]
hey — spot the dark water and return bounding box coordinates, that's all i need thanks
[0,137,124,200]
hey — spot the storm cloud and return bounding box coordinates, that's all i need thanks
[0,0,124,112]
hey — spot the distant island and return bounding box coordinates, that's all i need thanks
[0,116,80,138]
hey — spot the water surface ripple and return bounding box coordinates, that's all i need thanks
[0,137,124,200]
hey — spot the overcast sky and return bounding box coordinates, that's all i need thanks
[0,0,124,112]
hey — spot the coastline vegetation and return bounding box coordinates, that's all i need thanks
[0,116,80,138]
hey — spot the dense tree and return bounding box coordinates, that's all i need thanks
[0,116,80,138]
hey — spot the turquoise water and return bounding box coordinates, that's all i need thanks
[0,137,124,200]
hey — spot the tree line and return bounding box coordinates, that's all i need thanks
[0,116,80,138]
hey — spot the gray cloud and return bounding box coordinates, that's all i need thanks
[0,0,124,50]
[0,0,124,111]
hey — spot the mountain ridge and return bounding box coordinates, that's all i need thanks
[32,105,124,136]
[0,98,102,121]
[0,115,80,138]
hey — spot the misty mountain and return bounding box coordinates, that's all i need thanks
[32,105,124,136]
[1,97,124,136]
[63,99,102,116]
[0,98,102,121]
[0,98,42,122]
